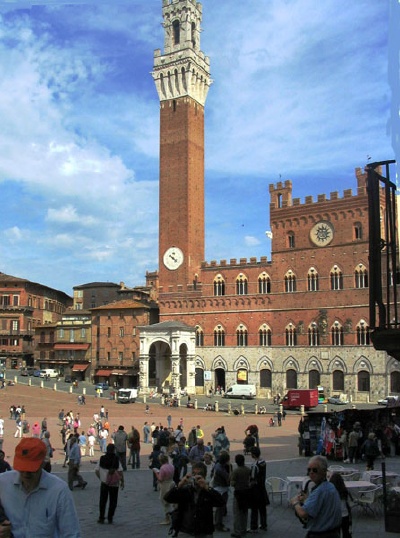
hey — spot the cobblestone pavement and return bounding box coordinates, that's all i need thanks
[1,383,399,536]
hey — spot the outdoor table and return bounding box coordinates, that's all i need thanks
[344,480,374,492]
[329,467,358,475]
[361,470,399,485]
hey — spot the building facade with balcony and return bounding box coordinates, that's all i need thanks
[35,309,92,379]
[0,272,72,369]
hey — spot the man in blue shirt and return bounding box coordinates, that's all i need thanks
[291,455,341,538]
[0,437,81,537]
[68,436,87,491]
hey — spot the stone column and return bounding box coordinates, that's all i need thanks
[171,356,180,394]
[139,356,149,394]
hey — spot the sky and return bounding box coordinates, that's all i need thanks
[0,0,398,296]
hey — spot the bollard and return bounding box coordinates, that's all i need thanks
[177,397,181,407]
[215,400,219,412]
[69,386,73,394]
[254,403,258,415]
[28,379,31,386]
[40,381,44,389]
[323,404,328,413]
[279,404,283,414]
[14,376,18,384]
[240,403,245,415]
[300,404,305,416]
[194,398,198,410]
[82,387,86,395]
[143,395,147,404]
[228,402,232,414]
[53,383,57,391]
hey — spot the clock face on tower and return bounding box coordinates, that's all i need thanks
[163,247,184,270]
[310,221,334,247]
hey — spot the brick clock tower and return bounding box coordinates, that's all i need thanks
[152,0,212,294]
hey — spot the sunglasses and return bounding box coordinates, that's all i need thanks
[307,467,320,474]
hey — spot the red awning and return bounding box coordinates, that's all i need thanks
[96,369,112,377]
[54,344,90,350]
[111,370,129,376]
[72,364,89,372]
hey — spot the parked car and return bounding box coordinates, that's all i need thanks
[95,382,109,391]
[328,395,349,405]
[378,395,399,406]
[33,370,42,377]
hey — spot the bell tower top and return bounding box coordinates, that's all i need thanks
[153,0,212,106]
[162,0,202,53]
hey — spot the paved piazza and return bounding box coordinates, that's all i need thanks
[0,384,398,537]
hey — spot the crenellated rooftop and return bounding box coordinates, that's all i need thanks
[201,256,271,270]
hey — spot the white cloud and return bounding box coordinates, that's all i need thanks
[244,236,261,247]
[4,226,24,242]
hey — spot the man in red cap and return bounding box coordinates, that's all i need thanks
[0,438,81,537]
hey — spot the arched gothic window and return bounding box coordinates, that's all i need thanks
[356,320,370,345]
[331,322,343,345]
[195,326,204,347]
[236,325,248,346]
[236,274,248,295]
[214,325,225,346]
[308,268,319,292]
[308,323,319,346]
[330,266,343,290]
[259,324,272,346]
[213,275,225,296]
[285,271,296,293]
[258,273,271,294]
[285,324,297,346]
[355,264,368,288]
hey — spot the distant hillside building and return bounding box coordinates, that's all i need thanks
[137,0,399,402]
[0,272,72,369]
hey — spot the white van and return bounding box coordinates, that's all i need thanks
[223,384,256,399]
[117,388,138,403]
[40,369,59,378]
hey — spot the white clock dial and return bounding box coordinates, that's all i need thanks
[310,221,334,247]
[163,247,184,270]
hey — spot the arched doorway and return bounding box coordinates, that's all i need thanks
[214,368,225,392]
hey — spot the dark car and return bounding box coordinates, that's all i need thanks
[33,370,42,377]
[20,369,29,376]
[95,382,109,391]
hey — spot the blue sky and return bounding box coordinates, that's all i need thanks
[0,0,398,295]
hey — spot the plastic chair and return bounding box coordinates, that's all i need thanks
[354,485,383,517]
[265,477,288,505]
[342,471,361,482]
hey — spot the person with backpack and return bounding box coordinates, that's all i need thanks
[95,443,124,524]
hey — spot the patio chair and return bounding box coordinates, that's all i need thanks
[265,477,288,505]
[342,471,361,481]
[328,465,345,472]
[353,485,383,517]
